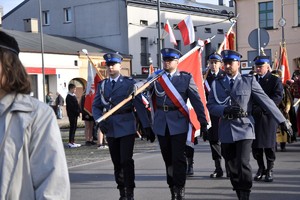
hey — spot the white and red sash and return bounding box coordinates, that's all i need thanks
[157,73,196,145]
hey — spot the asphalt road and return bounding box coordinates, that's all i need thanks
[64,128,300,200]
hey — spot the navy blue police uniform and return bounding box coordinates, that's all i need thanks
[150,48,207,199]
[207,50,287,199]
[205,52,228,178]
[92,53,151,200]
[252,56,284,182]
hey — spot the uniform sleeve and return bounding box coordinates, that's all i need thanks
[29,103,70,199]
[251,77,286,124]
[270,77,284,105]
[188,75,207,124]
[207,80,227,118]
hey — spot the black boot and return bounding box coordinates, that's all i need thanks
[125,187,134,200]
[254,158,266,181]
[170,187,175,200]
[225,161,231,178]
[210,159,223,178]
[239,190,250,200]
[173,186,185,200]
[254,168,266,181]
[236,190,240,199]
[265,162,274,182]
[118,187,126,200]
[186,157,194,176]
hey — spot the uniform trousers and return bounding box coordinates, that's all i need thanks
[107,134,136,189]
[252,148,276,167]
[157,126,187,188]
[209,140,222,160]
[221,139,253,192]
[68,115,78,143]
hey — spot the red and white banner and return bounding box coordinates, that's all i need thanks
[223,30,235,51]
[84,62,101,115]
[164,20,177,46]
[178,15,195,46]
[178,45,211,145]
[280,45,291,84]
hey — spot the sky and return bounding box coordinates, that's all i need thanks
[0,0,230,15]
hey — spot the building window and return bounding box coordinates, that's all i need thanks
[173,24,179,30]
[156,22,164,29]
[194,26,197,32]
[217,29,224,34]
[259,1,273,29]
[140,37,150,66]
[64,7,72,23]
[205,28,211,33]
[42,10,50,25]
[140,20,148,26]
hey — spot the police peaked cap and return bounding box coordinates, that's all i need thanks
[221,50,242,61]
[0,31,20,55]
[161,48,182,59]
[208,52,222,61]
[103,53,123,64]
[254,56,270,66]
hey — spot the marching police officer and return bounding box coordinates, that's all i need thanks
[207,50,291,200]
[204,52,227,178]
[252,56,283,182]
[92,53,153,200]
[149,48,208,200]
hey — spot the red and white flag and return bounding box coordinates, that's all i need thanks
[84,61,101,115]
[178,44,210,145]
[164,20,177,46]
[178,15,195,46]
[280,44,291,84]
[223,30,235,51]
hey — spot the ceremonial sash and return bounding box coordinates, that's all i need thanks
[157,73,196,145]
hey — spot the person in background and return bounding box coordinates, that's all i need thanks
[207,50,291,200]
[66,83,81,148]
[149,48,208,200]
[204,52,228,178]
[0,30,70,199]
[290,70,300,137]
[46,91,54,105]
[80,91,97,146]
[92,52,153,200]
[252,56,283,183]
[55,91,64,119]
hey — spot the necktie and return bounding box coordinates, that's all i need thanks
[167,74,171,80]
[259,77,263,83]
[230,79,234,89]
[111,80,116,89]
[213,73,217,78]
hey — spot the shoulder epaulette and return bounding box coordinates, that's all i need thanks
[242,74,253,77]
[179,71,191,75]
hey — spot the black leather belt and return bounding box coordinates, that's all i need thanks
[223,112,249,119]
[157,105,178,112]
[112,108,133,115]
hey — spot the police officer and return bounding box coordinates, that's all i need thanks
[204,52,228,178]
[207,50,291,200]
[92,53,152,200]
[149,48,208,200]
[252,56,283,182]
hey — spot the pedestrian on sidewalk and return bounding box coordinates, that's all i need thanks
[207,50,291,200]
[92,52,153,200]
[80,91,96,146]
[55,91,64,119]
[66,83,81,148]
[148,48,208,200]
[0,30,70,199]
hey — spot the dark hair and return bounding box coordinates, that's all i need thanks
[68,83,76,91]
[0,48,31,94]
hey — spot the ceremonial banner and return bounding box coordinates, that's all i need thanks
[164,20,177,46]
[178,15,195,46]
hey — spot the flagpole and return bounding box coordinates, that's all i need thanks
[157,0,162,69]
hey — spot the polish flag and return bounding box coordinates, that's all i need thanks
[84,62,101,115]
[164,20,177,46]
[280,45,291,84]
[177,15,195,46]
[178,44,210,145]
